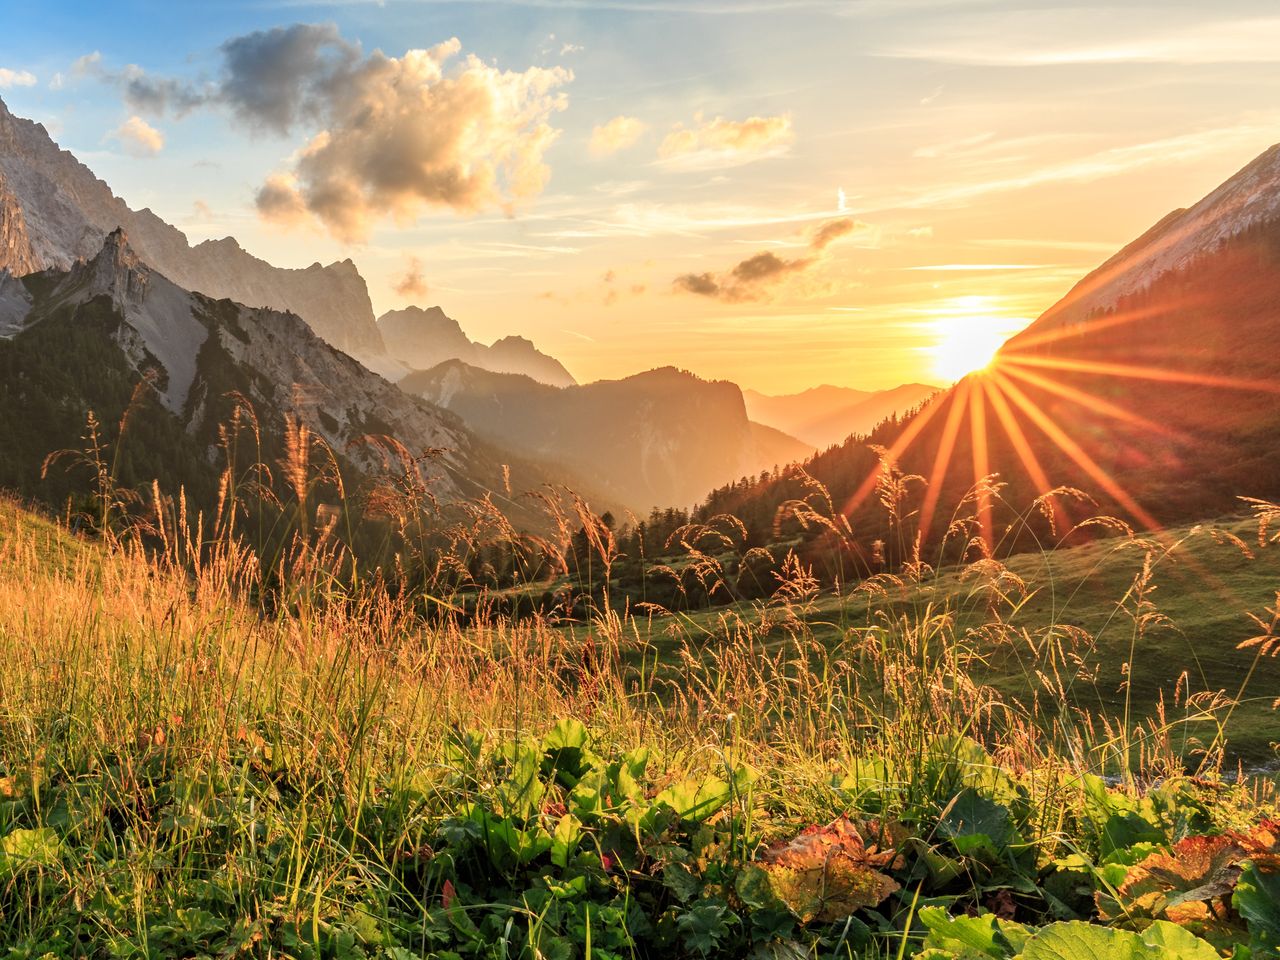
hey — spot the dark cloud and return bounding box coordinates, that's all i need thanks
[393,256,429,298]
[219,23,356,134]
[810,216,856,251]
[673,217,867,303]
[673,272,724,298]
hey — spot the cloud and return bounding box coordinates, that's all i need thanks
[108,116,165,157]
[393,256,429,298]
[0,68,37,89]
[117,64,211,116]
[219,23,356,133]
[560,42,585,55]
[601,268,645,305]
[79,25,572,242]
[879,13,1280,66]
[658,112,793,170]
[74,52,211,115]
[589,115,647,157]
[255,173,310,226]
[673,216,865,302]
[906,226,934,239]
[810,216,856,251]
[237,28,572,242]
[193,199,214,219]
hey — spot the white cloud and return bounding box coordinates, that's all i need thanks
[589,115,647,157]
[658,113,793,171]
[109,115,165,157]
[881,14,1280,66]
[0,68,37,89]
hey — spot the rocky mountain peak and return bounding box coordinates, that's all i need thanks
[0,98,384,357]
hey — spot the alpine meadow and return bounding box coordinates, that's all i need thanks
[6,3,1280,958]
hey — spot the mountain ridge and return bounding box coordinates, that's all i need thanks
[0,95,385,357]
[379,305,577,387]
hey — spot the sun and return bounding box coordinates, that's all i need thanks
[931,324,1006,381]
[926,298,1024,382]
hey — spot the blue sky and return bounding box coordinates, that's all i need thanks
[3,1,1280,391]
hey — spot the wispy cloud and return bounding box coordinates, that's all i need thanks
[589,115,647,157]
[902,263,1055,271]
[393,256,429,298]
[0,68,37,88]
[880,14,1280,66]
[893,123,1280,211]
[657,113,793,171]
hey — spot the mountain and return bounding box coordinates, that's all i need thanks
[1005,143,1280,346]
[400,361,809,511]
[379,306,576,387]
[0,97,384,357]
[0,229,578,522]
[697,143,1280,554]
[743,382,940,449]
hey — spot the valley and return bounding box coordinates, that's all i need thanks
[2,13,1280,957]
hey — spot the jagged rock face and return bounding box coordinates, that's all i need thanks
[16,230,472,494]
[380,305,577,388]
[0,96,383,357]
[0,171,39,276]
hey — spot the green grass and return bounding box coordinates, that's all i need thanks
[3,489,1280,958]
[603,515,1280,764]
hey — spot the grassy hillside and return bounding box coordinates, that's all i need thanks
[3,491,1280,957]
[622,512,1280,764]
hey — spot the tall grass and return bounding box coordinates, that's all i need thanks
[2,408,1278,956]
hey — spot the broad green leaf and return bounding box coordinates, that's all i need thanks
[654,776,731,823]
[918,906,1030,958]
[550,814,582,868]
[0,827,63,873]
[1234,861,1280,954]
[1139,920,1223,960]
[1020,922,1160,960]
[676,901,733,957]
[938,788,1016,861]
[543,719,589,752]
[496,743,546,821]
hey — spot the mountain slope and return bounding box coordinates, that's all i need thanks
[744,382,939,448]
[698,143,1280,554]
[401,361,806,510]
[0,96,383,356]
[379,306,576,387]
[0,230,586,523]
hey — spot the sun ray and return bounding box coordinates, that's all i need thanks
[1000,300,1196,354]
[968,381,994,553]
[918,378,973,542]
[999,363,1187,441]
[991,370,1161,530]
[1002,353,1280,395]
[839,386,948,517]
[981,377,1069,533]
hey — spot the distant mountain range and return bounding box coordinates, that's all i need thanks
[402,361,812,510]
[743,382,939,449]
[380,306,577,387]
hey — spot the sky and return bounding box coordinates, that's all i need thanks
[2,1,1280,394]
